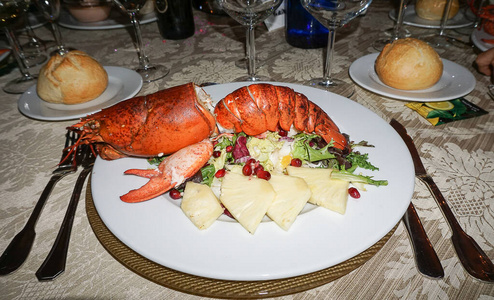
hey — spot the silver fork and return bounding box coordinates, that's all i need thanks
[0,131,79,275]
[36,144,96,281]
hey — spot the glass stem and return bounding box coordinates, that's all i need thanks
[24,14,40,47]
[393,0,406,39]
[474,0,486,28]
[438,0,453,36]
[322,28,336,83]
[3,27,33,79]
[51,22,66,55]
[246,24,256,79]
[130,11,151,70]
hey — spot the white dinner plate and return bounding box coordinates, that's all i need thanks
[59,9,157,30]
[389,5,475,29]
[349,53,476,102]
[18,66,142,121]
[90,82,415,281]
[471,27,494,52]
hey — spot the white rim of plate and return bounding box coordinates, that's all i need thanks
[90,81,415,281]
[389,5,475,29]
[349,53,476,102]
[18,66,142,121]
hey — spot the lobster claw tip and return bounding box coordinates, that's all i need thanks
[120,176,174,203]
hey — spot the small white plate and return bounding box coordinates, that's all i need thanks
[91,82,414,281]
[59,9,157,30]
[389,5,475,29]
[471,27,494,52]
[18,66,142,121]
[349,53,476,102]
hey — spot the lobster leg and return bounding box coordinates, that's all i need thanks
[120,139,213,203]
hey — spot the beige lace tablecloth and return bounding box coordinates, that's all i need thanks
[1,1,493,299]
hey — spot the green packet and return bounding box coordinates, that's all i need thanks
[406,98,488,126]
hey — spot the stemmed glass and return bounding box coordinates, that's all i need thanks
[113,0,169,83]
[20,8,48,66]
[373,0,410,51]
[217,0,282,82]
[1,0,37,93]
[301,0,373,97]
[419,0,457,48]
[35,0,69,55]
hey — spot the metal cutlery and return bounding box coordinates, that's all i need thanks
[36,144,96,281]
[402,203,444,278]
[487,84,494,100]
[0,131,79,275]
[390,119,494,282]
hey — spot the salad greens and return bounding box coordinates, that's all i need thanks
[149,131,388,190]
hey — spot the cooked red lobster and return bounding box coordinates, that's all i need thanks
[68,83,347,203]
[69,83,217,160]
[214,83,347,150]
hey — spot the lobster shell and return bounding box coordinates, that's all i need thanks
[70,83,216,159]
[214,84,348,150]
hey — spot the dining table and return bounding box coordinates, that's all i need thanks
[1,0,493,299]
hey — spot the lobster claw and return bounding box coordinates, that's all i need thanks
[120,139,213,203]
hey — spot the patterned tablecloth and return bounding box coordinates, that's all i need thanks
[1,0,493,299]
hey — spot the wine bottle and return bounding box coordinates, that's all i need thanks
[285,0,328,49]
[156,0,195,40]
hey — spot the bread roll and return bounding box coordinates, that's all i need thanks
[415,0,459,21]
[37,50,108,104]
[375,38,443,90]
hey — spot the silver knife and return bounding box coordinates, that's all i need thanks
[390,119,494,282]
[391,120,443,278]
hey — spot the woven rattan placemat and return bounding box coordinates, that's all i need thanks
[86,181,397,299]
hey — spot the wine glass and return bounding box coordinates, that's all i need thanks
[1,0,37,94]
[217,0,282,82]
[19,8,48,67]
[301,0,372,97]
[419,0,460,48]
[373,0,410,51]
[35,0,69,55]
[113,0,169,83]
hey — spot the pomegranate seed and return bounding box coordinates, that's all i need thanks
[213,140,218,146]
[348,187,360,199]
[290,158,302,167]
[257,170,271,181]
[212,151,221,158]
[247,158,256,165]
[169,189,181,199]
[215,169,226,178]
[278,129,287,137]
[254,165,264,174]
[223,207,234,219]
[242,164,252,176]
[226,145,233,152]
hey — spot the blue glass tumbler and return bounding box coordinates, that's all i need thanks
[285,0,328,49]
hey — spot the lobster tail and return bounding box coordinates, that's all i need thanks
[214,84,348,150]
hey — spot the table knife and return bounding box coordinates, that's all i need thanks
[402,203,444,278]
[390,119,494,282]
[390,120,444,278]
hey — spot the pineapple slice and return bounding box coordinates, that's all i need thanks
[286,166,350,214]
[267,174,311,231]
[220,172,276,234]
[181,182,224,230]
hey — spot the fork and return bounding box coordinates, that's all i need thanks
[0,131,79,275]
[36,144,96,281]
